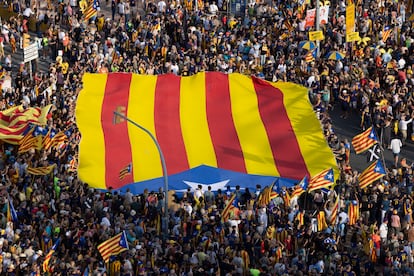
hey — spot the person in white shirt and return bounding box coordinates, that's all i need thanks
[209,2,219,15]
[157,0,166,13]
[399,114,413,143]
[390,136,403,166]
[379,220,388,244]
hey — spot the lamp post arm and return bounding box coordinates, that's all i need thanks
[113,111,169,238]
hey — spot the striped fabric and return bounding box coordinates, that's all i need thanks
[76,73,338,190]
[84,0,97,21]
[352,126,378,154]
[382,26,392,42]
[308,168,334,192]
[221,194,236,222]
[97,231,129,263]
[257,183,275,207]
[317,211,328,231]
[290,176,308,200]
[348,200,360,225]
[0,105,51,144]
[43,239,60,273]
[330,195,339,225]
[18,128,42,153]
[27,164,56,175]
[358,160,386,189]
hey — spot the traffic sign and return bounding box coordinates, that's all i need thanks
[23,43,38,63]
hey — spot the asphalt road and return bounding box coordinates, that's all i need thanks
[329,105,414,172]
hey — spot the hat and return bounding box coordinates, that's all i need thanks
[37,250,43,256]
[19,253,26,258]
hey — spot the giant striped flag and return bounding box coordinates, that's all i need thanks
[358,160,386,189]
[97,231,129,263]
[308,168,334,192]
[352,126,378,154]
[76,73,338,190]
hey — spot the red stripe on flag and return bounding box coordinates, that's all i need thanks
[253,78,310,179]
[205,72,246,173]
[154,74,189,174]
[102,73,134,189]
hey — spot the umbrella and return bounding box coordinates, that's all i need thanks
[325,51,345,60]
[299,41,316,51]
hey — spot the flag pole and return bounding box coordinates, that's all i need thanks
[113,111,169,240]
[315,0,320,57]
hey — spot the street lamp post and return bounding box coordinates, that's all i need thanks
[113,111,169,239]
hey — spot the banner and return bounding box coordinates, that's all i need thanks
[76,72,338,191]
[305,8,316,28]
[346,31,360,42]
[320,6,330,25]
[309,30,325,41]
[346,4,355,34]
[304,6,330,28]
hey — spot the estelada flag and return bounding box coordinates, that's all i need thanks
[352,126,379,154]
[76,72,338,190]
[0,104,52,145]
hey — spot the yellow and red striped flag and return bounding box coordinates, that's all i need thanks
[97,231,129,263]
[382,26,392,43]
[76,73,338,191]
[330,194,339,225]
[358,160,386,189]
[296,211,304,226]
[308,168,334,192]
[317,210,328,231]
[0,105,52,144]
[84,0,98,21]
[352,126,378,154]
[18,128,42,153]
[43,239,60,273]
[50,131,68,149]
[221,193,236,222]
[119,163,132,180]
[27,164,56,175]
[257,182,275,207]
[348,200,359,225]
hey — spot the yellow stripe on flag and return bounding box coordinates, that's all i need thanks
[180,72,217,168]
[229,74,278,176]
[273,82,338,179]
[128,74,163,182]
[76,74,107,189]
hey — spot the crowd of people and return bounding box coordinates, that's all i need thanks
[0,0,411,275]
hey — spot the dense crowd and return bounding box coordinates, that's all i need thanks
[0,0,411,275]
